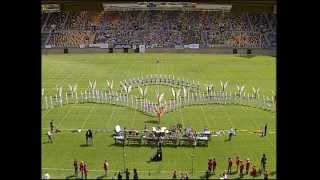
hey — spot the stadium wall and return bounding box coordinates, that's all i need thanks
[42,48,276,56]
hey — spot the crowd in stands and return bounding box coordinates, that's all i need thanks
[43,12,67,32]
[47,31,95,48]
[41,33,49,47]
[41,10,276,49]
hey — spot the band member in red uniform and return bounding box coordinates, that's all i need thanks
[251,165,257,177]
[79,161,84,179]
[84,162,88,179]
[239,161,244,178]
[235,156,240,172]
[73,159,78,177]
[208,159,213,173]
[50,121,54,133]
[245,159,250,175]
[227,157,233,174]
[212,158,217,174]
[104,160,109,177]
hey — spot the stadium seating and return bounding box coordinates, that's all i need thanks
[41,10,276,49]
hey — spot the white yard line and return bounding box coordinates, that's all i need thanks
[54,106,74,128]
[178,108,185,128]
[195,64,216,128]
[101,61,125,129]
[221,106,235,128]
[80,106,94,129]
[131,105,137,127]
[199,106,211,128]
[242,106,276,149]
[42,108,55,119]
[104,105,118,130]
[100,104,120,134]
[45,58,81,96]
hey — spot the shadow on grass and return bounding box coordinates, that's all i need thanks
[80,144,89,147]
[238,55,256,59]
[146,160,162,164]
[200,171,212,179]
[144,120,159,124]
[96,175,106,179]
[108,143,124,147]
[65,175,75,179]
[230,171,238,175]
[269,171,276,176]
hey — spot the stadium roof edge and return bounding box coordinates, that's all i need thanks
[42,0,276,5]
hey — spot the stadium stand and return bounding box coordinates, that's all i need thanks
[41,10,276,49]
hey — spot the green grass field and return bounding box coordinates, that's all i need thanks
[42,53,276,179]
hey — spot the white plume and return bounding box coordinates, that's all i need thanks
[93,80,96,90]
[144,86,147,97]
[110,80,113,90]
[138,86,143,97]
[224,81,228,90]
[120,81,124,87]
[68,84,73,92]
[183,87,187,97]
[122,85,127,93]
[171,88,176,99]
[138,86,147,97]
[127,85,132,94]
[176,89,181,98]
[252,87,256,94]
[42,88,44,96]
[158,93,165,103]
[73,84,77,92]
[240,86,245,94]
[89,80,93,89]
[236,85,240,92]
[106,80,110,88]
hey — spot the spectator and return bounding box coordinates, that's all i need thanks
[43,171,50,180]
[172,170,177,179]
[227,157,233,174]
[133,168,138,180]
[80,161,84,179]
[220,171,228,180]
[261,154,267,173]
[125,168,130,180]
[263,170,269,180]
[251,165,257,177]
[118,171,122,180]
[47,130,53,143]
[239,160,244,178]
[84,162,88,179]
[180,172,185,179]
[104,160,109,177]
[212,158,217,174]
[50,120,54,132]
[74,159,78,177]
[208,158,213,173]
[235,156,240,172]
[245,158,251,175]
[185,172,189,180]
